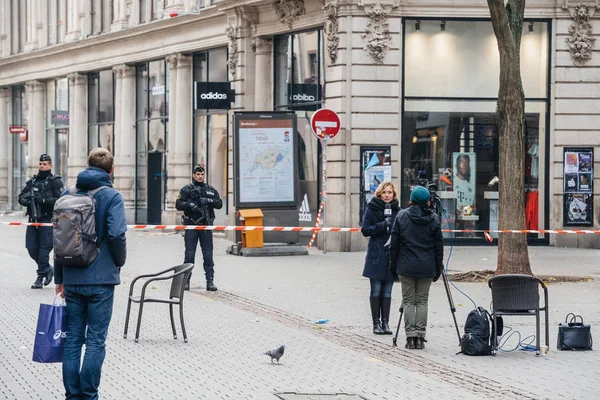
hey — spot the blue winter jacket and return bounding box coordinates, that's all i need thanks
[361,197,400,281]
[54,167,127,286]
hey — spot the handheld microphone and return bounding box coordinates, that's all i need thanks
[384,202,392,217]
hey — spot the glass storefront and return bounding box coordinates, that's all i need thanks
[88,70,115,153]
[11,86,28,209]
[274,29,326,231]
[46,78,69,182]
[402,19,549,240]
[193,48,228,224]
[135,60,169,224]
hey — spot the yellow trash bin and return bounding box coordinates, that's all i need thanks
[237,209,264,248]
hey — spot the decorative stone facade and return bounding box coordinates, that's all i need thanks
[0,0,599,249]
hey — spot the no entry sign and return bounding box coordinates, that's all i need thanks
[310,108,340,141]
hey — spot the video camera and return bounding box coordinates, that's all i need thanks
[417,176,442,216]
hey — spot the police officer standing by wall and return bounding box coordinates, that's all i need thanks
[176,165,223,291]
[17,154,64,289]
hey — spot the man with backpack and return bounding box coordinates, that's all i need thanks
[54,148,127,399]
[17,154,64,289]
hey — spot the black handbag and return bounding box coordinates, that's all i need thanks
[557,313,593,351]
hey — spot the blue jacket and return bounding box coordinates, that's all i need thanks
[361,197,400,281]
[54,167,127,286]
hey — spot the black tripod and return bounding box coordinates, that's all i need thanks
[392,268,462,347]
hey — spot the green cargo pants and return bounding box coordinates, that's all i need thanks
[400,276,433,338]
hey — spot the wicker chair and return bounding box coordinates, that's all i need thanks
[488,274,549,355]
[124,263,194,343]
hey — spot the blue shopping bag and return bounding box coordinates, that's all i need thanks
[32,295,67,363]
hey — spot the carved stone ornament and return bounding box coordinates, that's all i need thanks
[273,0,306,28]
[323,0,341,64]
[226,25,239,80]
[358,1,398,64]
[564,4,598,67]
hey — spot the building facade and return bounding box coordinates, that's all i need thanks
[0,0,599,250]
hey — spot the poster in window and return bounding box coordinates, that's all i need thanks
[360,147,392,223]
[563,148,594,226]
[563,193,593,226]
[452,152,476,215]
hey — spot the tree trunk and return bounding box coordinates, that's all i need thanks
[487,0,532,275]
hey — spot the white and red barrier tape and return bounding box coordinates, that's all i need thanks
[307,200,325,248]
[2,222,600,235]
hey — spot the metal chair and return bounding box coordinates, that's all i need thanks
[124,263,194,343]
[488,274,549,355]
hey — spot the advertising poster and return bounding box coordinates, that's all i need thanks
[360,147,392,223]
[452,152,476,215]
[563,148,594,226]
[235,113,297,207]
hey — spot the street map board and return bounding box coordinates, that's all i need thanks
[234,112,298,208]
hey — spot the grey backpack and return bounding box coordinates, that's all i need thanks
[52,186,109,267]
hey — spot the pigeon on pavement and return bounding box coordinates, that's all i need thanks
[264,345,285,363]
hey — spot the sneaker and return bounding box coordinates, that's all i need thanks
[43,269,54,286]
[206,280,217,291]
[31,276,44,289]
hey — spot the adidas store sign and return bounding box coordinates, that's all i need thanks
[200,92,228,100]
[195,82,234,110]
[298,194,312,222]
[292,94,315,102]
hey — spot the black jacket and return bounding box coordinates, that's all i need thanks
[17,172,64,222]
[361,197,400,281]
[389,204,444,279]
[176,181,223,225]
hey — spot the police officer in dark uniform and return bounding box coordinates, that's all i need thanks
[17,154,64,289]
[176,165,223,291]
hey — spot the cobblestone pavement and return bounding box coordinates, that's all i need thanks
[0,217,597,399]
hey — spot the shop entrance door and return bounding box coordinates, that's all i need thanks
[147,152,163,225]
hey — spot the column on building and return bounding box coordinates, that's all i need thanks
[165,53,193,224]
[0,88,9,209]
[165,0,185,15]
[111,0,129,31]
[25,81,46,178]
[65,0,81,42]
[24,0,38,51]
[112,64,136,222]
[163,54,179,224]
[67,73,88,184]
[254,38,273,111]
[1,0,11,56]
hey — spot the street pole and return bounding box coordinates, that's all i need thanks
[321,139,327,254]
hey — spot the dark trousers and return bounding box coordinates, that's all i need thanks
[184,230,214,281]
[25,225,53,276]
[63,285,115,400]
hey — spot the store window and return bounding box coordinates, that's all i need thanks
[193,47,229,223]
[402,19,549,240]
[11,86,28,209]
[135,60,169,224]
[88,70,115,153]
[274,30,326,225]
[46,78,69,182]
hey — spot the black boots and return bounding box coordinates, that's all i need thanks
[405,337,416,349]
[380,297,393,335]
[206,280,217,291]
[406,337,425,349]
[370,297,384,335]
[184,273,192,291]
[43,269,54,286]
[31,276,44,289]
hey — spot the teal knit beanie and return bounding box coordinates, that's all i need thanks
[410,185,430,204]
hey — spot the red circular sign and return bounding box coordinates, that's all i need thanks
[310,108,341,141]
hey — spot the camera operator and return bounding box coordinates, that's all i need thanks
[17,154,64,289]
[388,185,443,350]
[176,165,223,291]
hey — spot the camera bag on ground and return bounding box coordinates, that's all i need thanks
[52,186,108,267]
[557,313,593,351]
[458,306,499,356]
